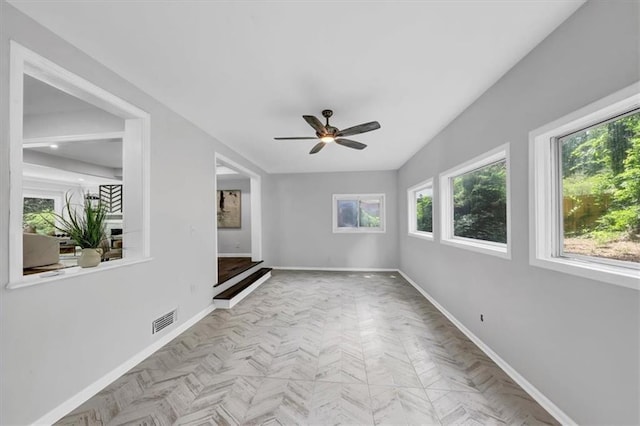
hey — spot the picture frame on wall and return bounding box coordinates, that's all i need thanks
[217,190,241,228]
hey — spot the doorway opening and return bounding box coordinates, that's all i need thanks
[214,153,262,286]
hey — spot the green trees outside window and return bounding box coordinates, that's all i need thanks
[23,197,56,235]
[560,110,639,264]
[335,194,384,232]
[415,189,433,233]
[359,199,381,228]
[453,160,507,243]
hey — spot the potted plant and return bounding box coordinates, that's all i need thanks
[48,193,108,268]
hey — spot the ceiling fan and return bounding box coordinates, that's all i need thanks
[275,109,381,154]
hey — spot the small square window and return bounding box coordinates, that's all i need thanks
[408,179,434,240]
[333,194,385,233]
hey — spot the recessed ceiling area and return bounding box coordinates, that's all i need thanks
[10,1,585,173]
[23,74,109,116]
[28,139,122,169]
[22,74,124,182]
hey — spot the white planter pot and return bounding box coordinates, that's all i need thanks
[78,248,102,268]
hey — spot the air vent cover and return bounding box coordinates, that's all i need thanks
[152,309,177,334]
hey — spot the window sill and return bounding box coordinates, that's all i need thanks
[531,256,640,290]
[441,236,510,259]
[333,228,386,234]
[408,231,434,241]
[6,257,153,290]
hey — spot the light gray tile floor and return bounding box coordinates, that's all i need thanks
[57,270,558,425]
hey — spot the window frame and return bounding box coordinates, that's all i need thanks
[407,178,434,241]
[332,193,386,233]
[7,42,151,289]
[529,83,640,290]
[439,144,511,259]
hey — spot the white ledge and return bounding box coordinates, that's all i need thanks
[441,236,510,259]
[408,231,434,241]
[531,256,640,291]
[6,257,153,290]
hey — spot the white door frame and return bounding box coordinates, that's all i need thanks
[214,153,262,264]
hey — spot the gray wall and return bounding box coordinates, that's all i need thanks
[0,4,267,424]
[217,177,251,254]
[397,1,639,424]
[263,171,398,269]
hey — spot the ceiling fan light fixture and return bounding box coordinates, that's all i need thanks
[275,109,380,154]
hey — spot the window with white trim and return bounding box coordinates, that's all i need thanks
[530,84,640,289]
[333,194,385,233]
[440,144,510,258]
[8,42,150,288]
[408,179,433,240]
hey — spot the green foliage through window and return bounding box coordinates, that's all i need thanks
[336,196,383,230]
[560,109,640,264]
[23,197,56,235]
[452,161,507,243]
[415,191,433,233]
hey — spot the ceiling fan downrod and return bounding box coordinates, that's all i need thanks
[322,109,333,126]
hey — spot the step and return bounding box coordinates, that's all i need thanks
[213,268,272,309]
[216,258,264,287]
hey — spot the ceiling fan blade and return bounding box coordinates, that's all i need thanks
[274,137,318,140]
[309,142,326,154]
[335,138,367,150]
[303,115,328,135]
[336,121,380,137]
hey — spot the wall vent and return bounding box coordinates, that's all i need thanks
[152,309,177,334]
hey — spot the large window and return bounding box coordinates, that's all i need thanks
[530,84,639,289]
[408,179,434,240]
[440,145,510,258]
[333,194,385,233]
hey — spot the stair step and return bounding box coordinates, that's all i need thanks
[214,268,272,308]
[216,258,263,287]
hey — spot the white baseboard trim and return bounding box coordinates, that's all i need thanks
[397,270,576,426]
[214,271,271,309]
[273,266,397,272]
[32,304,217,426]
[218,253,252,257]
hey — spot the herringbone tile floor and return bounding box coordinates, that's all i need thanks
[57,270,558,425]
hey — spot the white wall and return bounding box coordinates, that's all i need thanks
[264,171,398,269]
[0,4,267,424]
[397,1,639,424]
[24,108,124,139]
[217,177,251,254]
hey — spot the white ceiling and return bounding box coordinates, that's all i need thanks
[22,163,121,187]
[28,139,123,169]
[10,0,585,173]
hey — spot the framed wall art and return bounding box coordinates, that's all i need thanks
[217,190,241,228]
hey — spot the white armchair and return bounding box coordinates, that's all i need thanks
[23,233,60,268]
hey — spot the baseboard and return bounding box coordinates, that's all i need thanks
[397,270,576,426]
[32,303,216,425]
[272,266,398,272]
[218,253,252,257]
